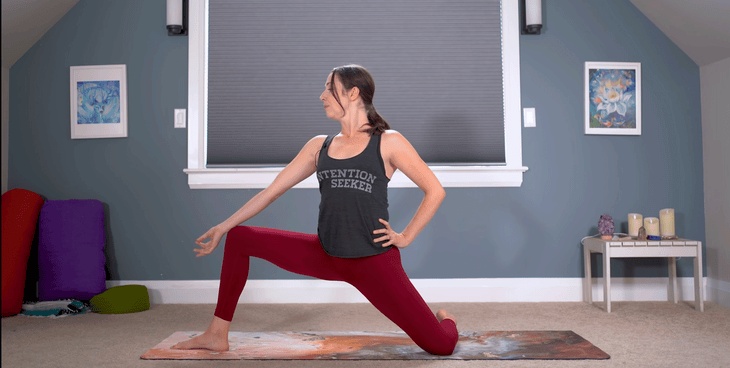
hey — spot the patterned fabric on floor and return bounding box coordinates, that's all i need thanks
[141,331,610,360]
[20,300,92,318]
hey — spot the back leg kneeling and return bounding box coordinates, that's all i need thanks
[338,251,458,356]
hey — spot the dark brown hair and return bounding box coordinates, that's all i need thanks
[329,64,390,135]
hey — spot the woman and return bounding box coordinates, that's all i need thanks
[172,65,458,355]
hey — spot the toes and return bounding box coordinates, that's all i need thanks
[171,341,191,350]
[436,309,457,324]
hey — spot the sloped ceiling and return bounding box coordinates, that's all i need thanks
[629,0,730,66]
[2,0,730,68]
[1,0,80,68]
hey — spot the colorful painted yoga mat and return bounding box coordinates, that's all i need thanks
[141,331,610,360]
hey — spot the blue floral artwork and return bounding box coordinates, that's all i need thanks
[588,69,636,129]
[76,81,120,125]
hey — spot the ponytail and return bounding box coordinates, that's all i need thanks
[364,104,390,135]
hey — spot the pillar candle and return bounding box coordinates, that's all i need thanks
[628,213,643,237]
[660,208,675,237]
[644,217,660,236]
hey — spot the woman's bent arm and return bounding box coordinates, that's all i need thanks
[376,131,445,247]
[218,136,326,232]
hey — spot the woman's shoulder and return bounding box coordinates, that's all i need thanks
[309,135,328,145]
[381,129,404,141]
[381,130,409,145]
[380,130,416,154]
[299,135,328,153]
[312,134,328,142]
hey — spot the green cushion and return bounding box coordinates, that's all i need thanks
[89,285,150,314]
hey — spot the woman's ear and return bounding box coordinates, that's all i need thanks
[348,86,360,101]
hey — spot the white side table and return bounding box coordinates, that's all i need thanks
[583,237,704,312]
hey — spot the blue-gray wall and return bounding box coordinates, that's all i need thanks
[9,0,705,282]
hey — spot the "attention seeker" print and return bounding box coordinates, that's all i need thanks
[317,169,377,193]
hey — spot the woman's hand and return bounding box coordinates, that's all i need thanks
[373,219,411,249]
[194,225,227,257]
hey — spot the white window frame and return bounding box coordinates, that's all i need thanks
[184,0,527,189]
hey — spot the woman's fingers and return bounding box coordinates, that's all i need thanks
[372,219,410,249]
[194,227,220,257]
[374,231,393,245]
[373,219,391,236]
[374,219,409,248]
[196,233,210,245]
[195,240,214,257]
[373,219,394,246]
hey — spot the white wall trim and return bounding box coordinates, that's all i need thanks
[707,278,730,308]
[108,277,708,305]
[184,0,526,189]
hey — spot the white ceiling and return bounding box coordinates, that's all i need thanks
[629,0,730,66]
[1,0,79,68]
[1,0,729,68]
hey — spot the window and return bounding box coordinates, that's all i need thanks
[184,0,527,189]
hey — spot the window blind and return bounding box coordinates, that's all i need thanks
[207,0,505,167]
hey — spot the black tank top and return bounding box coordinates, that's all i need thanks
[316,133,390,258]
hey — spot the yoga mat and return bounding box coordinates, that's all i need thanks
[141,331,610,360]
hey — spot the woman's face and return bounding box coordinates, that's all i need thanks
[320,73,345,120]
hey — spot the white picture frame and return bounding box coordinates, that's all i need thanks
[70,64,128,139]
[585,61,641,135]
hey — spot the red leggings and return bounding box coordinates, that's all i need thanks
[214,226,458,355]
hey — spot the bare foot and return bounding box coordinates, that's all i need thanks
[436,309,457,325]
[171,332,230,351]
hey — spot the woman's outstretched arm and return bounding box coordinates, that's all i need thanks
[374,131,445,248]
[193,135,325,257]
[218,135,326,232]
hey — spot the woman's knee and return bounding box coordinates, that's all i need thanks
[416,321,458,356]
[224,226,259,250]
[421,337,457,356]
[227,225,254,238]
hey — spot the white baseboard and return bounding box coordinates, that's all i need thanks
[107,277,708,305]
[707,278,730,308]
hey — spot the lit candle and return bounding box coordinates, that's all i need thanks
[628,213,643,237]
[644,217,660,236]
[660,208,675,237]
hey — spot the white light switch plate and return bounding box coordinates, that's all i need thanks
[174,109,186,128]
[523,108,536,127]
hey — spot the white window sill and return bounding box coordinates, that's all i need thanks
[183,166,528,189]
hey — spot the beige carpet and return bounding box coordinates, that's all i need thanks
[2,301,729,367]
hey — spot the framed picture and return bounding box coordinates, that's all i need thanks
[70,64,128,139]
[585,62,641,135]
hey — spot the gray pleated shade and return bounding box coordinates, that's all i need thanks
[207,0,505,167]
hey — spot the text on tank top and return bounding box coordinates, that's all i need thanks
[316,133,390,258]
